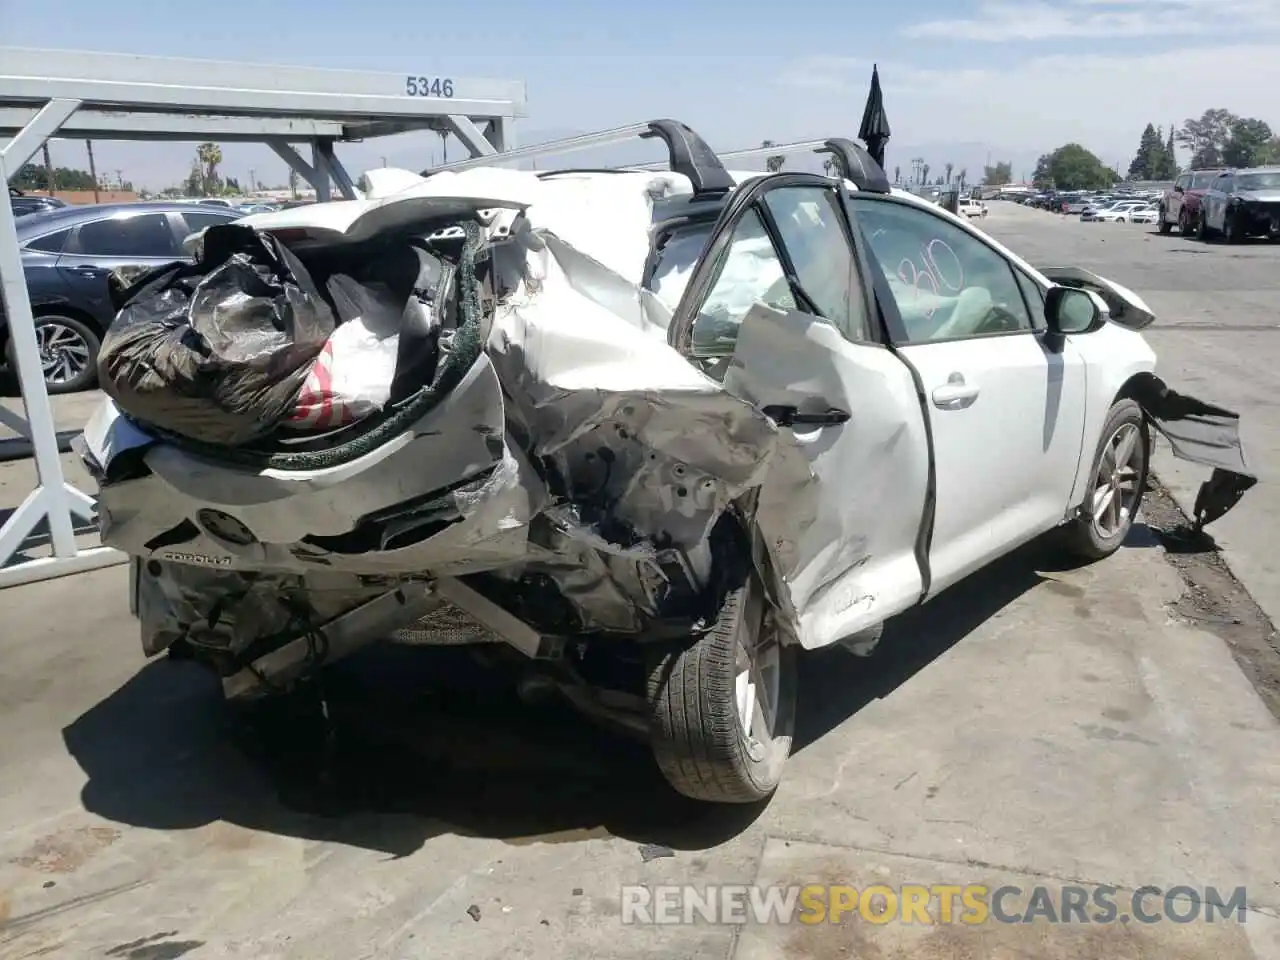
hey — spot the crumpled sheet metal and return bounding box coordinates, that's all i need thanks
[488,225,780,546]
[473,201,785,631]
[1130,374,1258,528]
[136,563,392,658]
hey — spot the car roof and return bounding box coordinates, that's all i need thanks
[15,201,239,238]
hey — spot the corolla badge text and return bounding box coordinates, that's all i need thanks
[159,551,234,567]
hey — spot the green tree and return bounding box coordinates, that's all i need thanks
[184,162,203,197]
[1126,123,1162,180]
[196,142,223,195]
[1176,108,1236,168]
[1158,125,1178,179]
[11,162,96,190]
[1141,124,1176,180]
[1035,144,1118,190]
[1253,138,1280,165]
[921,163,930,183]
[983,161,1013,185]
[1222,117,1273,167]
[957,168,968,190]
[944,161,954,184]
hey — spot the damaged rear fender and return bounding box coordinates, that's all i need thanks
[1127,372,1257,527]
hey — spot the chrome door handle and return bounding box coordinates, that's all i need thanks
[931,375,979,409]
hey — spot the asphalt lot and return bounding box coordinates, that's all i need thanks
[1,203,1280,958]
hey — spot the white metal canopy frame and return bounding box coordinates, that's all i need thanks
[0,47,526,588]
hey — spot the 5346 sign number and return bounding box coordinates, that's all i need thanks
[405,76,455,98]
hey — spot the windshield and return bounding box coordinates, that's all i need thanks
[1234,171,1280,191]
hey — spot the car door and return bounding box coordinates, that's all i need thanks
[1203,174,1232,230]
[847,194,1089,597]
[668,174,933,648]
[54,210,185,325]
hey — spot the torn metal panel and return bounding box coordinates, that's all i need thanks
[721,303,931,648]
[1130,373,1258,527]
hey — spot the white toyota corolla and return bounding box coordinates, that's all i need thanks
[81,124,1255,805]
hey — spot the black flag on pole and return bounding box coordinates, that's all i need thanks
[858,64,891,170]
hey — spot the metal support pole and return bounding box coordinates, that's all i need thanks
[0,97,125,584]
[313,138,358,200]
[482,119,511,154]
[309,139,331,202]
[443,115,499,159]
[85,139,99,202]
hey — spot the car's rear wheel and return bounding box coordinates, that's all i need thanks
[1195,210,1211,241]
[645,572,796,804]
[1179,209,1193,235]
[1061,399,1149,561]
[4,313,101,394]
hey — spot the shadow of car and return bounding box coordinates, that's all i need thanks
[60,531,1159,856]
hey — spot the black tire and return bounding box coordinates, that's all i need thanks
[1178,209,1193,235]
[1195,210,1210,241]
[646,573,796,804]
[4,313,101,394]
[1060,399,1149,561]
[1157,207,1172,234]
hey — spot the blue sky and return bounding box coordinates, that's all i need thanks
[4,0,1280,188]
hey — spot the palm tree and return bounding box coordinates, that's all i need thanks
[922,163,931,184]
[822,157,834,177]
[196,142,222,195]
[945,162,954,184]
[958,168,968,190]
[894,165,901,183]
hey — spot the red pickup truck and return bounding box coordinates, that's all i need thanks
[1159,169,1223,235]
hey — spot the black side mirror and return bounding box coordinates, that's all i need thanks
[1045,286,1106,340]
[1174,185,1185,194]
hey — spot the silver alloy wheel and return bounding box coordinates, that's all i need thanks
[1091,421,1143,539]
[36,321,91,385]
[735,625,782,762]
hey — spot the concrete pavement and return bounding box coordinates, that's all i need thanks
[981,201,1280,626]
[1,204,1279,958]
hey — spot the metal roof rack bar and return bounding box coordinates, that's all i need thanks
[424,118,734,196]
[630,135,891,194]
[423,122,653,173]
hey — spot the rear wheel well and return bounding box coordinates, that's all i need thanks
[32,303,105,334]
[1,304,104,351]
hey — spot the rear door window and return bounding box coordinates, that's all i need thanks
[71,214,181,258]
[24,228,71,254]
[180,210,238,236]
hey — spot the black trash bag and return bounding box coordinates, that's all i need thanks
[98,223,336,446]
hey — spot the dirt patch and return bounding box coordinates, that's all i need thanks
[1143,476,1280,718]
[10,826,121,875]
